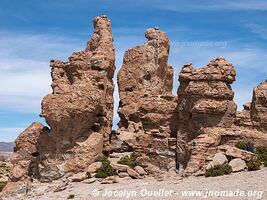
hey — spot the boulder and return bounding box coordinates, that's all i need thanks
[219,145,255,161]
[87,162,102,173]
[229,158,246,172]
[134,166,147,176]
[127,168,141,179]
[111,163,129,172]
[206,152,228,170]
[118,172,129,178]
[71,172,88,182]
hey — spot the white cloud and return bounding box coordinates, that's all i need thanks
[0,32,85,113]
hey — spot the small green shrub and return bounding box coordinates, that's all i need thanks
[235,141,255,152]
[205,164,232,177]
[0,181,7,192]
[117,153,137,168]
[95,157,117,178]
[0,163,11,174]
[256,146,267,155]
[255,146,267,167]
[95,171,109,178]
[247,157,261,171]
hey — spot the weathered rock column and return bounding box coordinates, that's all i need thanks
[176,57,237,174]
[116,28,178,170]
[251,80,267,132]
[12,15,116,182]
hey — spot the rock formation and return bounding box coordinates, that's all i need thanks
[176,58,237,173]
[176,58,267,175]
[115,27,177,170]
[11,15,115,182]
[2,17,267,194]
[251,80,267,131]
[177,57,237,138]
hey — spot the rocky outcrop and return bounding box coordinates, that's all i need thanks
[177,57,237,138]
[38,15,115,179]
[235,103,253,127]
[10,122,47,181]
[251,80,267,131]
[176,57,237,174]
[12,15,115,182]
[116,27,177,170]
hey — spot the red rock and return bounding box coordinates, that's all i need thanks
[12,15,115,182]
[116,27,178,171]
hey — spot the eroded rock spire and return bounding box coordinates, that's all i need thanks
[11,15,115,181]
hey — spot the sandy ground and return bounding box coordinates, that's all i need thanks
[3,168,267,200]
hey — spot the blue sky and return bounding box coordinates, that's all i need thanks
[0,0,267,142]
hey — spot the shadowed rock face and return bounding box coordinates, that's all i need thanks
[116,28,178,170]
[12,16,115,181]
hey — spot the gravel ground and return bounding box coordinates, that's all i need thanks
[4,168,267,200]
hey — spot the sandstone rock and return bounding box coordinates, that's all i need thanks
[38,15,115,177]
[8,16,267,182]
[71,172,88,182]
[12,15,116,181]
[251,80,267,131]
[134,166,147,176]
[143,164,162,175]
[235,103,253,127]
[116,27,177,170]
[87,162,102,173]
[177,58,237,174]
[14,122,45,157]
[11,122,47,181]
[229,158,246,172]
[101,176,118,184]
[111,163,129,172]
[1,179,32,197]
[220,146,255,161]
[118,172,129,178]
[127,168,141,179]
[64,132,103,173]
[177,57,236,140]
[182,128,221,175]
[206,153,228,170]
[10,165,25,181]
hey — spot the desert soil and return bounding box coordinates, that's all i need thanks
[3,168,267,200]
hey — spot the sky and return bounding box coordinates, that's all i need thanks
[0,0,267,142]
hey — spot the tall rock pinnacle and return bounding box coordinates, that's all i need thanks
[12,16,116,181]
